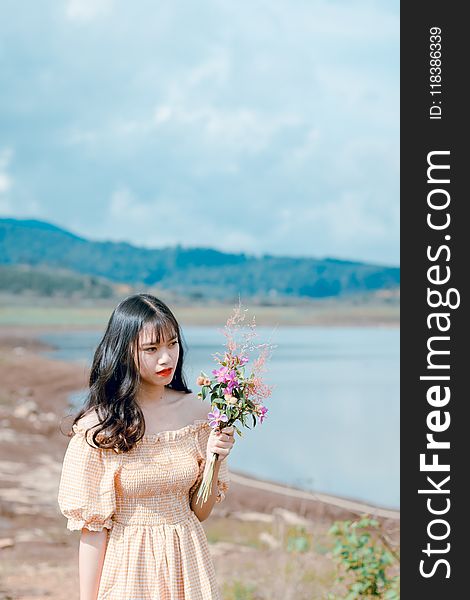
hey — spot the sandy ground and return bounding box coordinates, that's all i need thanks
[0,327,399,599]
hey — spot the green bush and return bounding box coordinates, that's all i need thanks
[286,525,311,553]
[328,516,399,599]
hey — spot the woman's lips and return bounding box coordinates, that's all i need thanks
[156,368,173,377]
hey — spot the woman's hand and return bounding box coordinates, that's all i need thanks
[207,425,235,462]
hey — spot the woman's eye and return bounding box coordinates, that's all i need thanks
[170,340,179,347]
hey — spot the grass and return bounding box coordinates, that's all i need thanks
[222,580,258,600]
[205,519,276,550]
[0,305,112,327]
[205,516,344,599]
[0,296,399,328]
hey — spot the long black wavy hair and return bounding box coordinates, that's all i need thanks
[71,293,192,452]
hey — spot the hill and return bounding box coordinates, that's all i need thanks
[0,218,399,301]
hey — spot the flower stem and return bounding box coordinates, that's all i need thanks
[195,452,218,506]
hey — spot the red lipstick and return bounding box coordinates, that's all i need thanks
[156,368,173,377]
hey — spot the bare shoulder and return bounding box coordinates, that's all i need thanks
[183,391,210,423]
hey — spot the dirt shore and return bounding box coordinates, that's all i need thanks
[0,327,399,599]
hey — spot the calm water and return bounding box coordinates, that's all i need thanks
[40,326,399,509]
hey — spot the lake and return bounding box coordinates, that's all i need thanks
[39,325,399,509]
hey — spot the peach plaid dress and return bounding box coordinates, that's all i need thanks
[57,417,230,600]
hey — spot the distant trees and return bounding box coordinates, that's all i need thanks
[0,218,400,301]
[0,265,114,298]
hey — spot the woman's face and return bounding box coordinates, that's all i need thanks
[134,322,180,387]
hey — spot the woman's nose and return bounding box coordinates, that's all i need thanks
[158,349,171,363]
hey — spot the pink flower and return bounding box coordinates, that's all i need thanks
[212,366,229,383]
[225,369,239,394]
[212,366,239,394]
[207,406,229,429]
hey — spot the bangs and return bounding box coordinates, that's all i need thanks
[140,312,179,347]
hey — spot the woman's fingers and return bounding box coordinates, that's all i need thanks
[216,432,234,442]
[211,425,235,456]
[217,426,235,441]
[213,436,235,451]
[214,437,234,448]
[220,426,234,435]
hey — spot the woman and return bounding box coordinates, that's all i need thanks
[58,293,235,600]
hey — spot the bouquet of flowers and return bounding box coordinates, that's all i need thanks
[195,304,275,505]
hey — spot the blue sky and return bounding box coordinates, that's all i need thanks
[0,0,399,265]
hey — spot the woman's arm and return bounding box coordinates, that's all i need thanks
[191,459,222,521]
[191,425,234,521]
[78,528,109,600]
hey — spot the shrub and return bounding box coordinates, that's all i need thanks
[328,516,399,599]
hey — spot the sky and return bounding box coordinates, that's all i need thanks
[0,0,399,266]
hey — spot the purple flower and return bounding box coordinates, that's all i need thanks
[258,405,268,424]
[207,406,229,429]
[239,355,249,365]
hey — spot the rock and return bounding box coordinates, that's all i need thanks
[231,511,274,523]
[0,537,14,549]
[272,507,312,527]
[0,429,15,442]
[209,541,256,557]
[19,387,34,397]
[39,412,56,423]
[259,531,281,549]
[13,399,39,419]
[15,529,46,543]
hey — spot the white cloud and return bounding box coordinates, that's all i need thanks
[2,0,399,264]
[107,187,188,247]
[0,173,11,195]
[149,49,301,154]
[65,0,113,21]
[0,148,13,207]
[65,128,98,145]
[0,147,13,171]
[153,101,300,154]
[186,53,230,87]
[211,229,260,255]
[154,106,174,125]
[283,128,321,169]
[109,187,147,221]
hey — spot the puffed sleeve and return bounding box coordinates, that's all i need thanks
[189,422,230,504]
[57,423,119,532]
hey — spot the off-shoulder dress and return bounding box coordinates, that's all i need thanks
[57,418,230,600]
